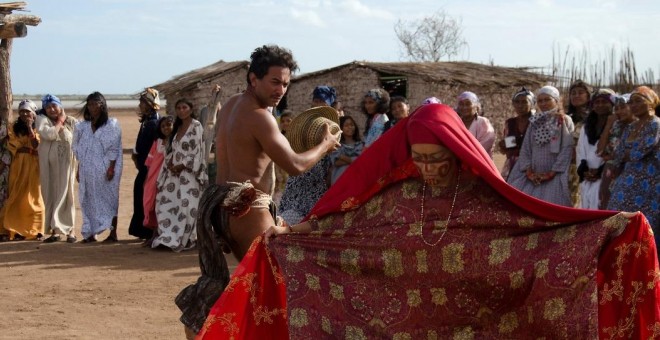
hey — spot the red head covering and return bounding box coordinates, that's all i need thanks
[308,103,610,223]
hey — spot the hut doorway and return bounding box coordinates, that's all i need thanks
[380,75,407,98]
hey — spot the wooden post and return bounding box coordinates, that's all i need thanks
[0,22,26,39]
[0,38,13,122]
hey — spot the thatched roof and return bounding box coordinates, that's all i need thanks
[0,2,26,13]
[152,60,248,96]
[294,61,553,88]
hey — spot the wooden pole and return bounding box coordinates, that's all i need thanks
[0,38,13,122]
[0,22,26,39]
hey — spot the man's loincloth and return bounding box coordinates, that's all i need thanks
[175,182,276,333]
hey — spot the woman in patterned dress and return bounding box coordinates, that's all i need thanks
[73,92,123,243]
[152,98,207,251]
[607,86,660,255]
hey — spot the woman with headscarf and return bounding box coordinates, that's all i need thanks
[128,88,160,240]
[597,94,635,209]
[152,98,207,251]
[311,85,337,107]
[197,103,660,339]
[362,88,390,147]
[607,86,660,255]
[38,94,78,243]
[3,99,44,240]
[576,88,615,210]
[499,87,535,179]
[508,86,575,206]
[455,91,496,157]
[73,92,123,243]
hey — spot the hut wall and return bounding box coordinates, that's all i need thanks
[161,69,247,117]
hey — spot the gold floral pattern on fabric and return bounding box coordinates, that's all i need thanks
[317,215,335,231]
[252,304,287,326]
[393,332,412,340]
[427,330,439,339]
[321,316,332,334]
[430,287,447,305]
[488,238,512,265]
[526,233,539,250]
[286,245,305,263]
[535,259,549,278]
[345,325,367,340]
[383,249,404,277]
[306,274,321,291]
[407,289,422,307]
[289,308,308,328]
[498,312,519,334]
[316,250,328,268]
[517,216,536,228]
[442,243,465,274]
[543,297,566,320]
[453,326,475,340]
[510,270,525,289]
[329,282,344,300]
[200,313,238,340]
[365,195,382,219]
[340,249,361,276]
[416,250,428,273]
[603,213,631,232]
[343,211,356,229]
[402,180,420,199]
[552,226,576,243]
[340,196,360,211]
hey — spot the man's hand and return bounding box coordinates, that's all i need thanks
[320,123,341,153]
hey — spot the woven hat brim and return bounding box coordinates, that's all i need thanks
[287,106,340,153]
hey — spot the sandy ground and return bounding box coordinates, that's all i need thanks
[0,109,238,340]
[0,109,506,339]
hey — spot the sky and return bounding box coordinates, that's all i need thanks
[6,0,660,95]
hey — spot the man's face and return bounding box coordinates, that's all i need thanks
[251,66,291,107]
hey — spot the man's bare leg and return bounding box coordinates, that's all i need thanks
[228,209,275,261]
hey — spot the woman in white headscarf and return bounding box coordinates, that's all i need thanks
[455,91,496,157]
[507,86,575,206]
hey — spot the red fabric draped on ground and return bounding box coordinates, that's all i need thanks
[197,104,660,339]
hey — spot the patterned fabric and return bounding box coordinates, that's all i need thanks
[278,156,330,225]
[73,119,123,239]
[364,113,388,147]
[508,114,575,207]
[37,115,77,235]
[0,120,12,223]
[500,116,530,179]
[329,141,364,185]
[599,120,632,209]
[608,115,660,253]
[152,120,207,251]
[198,104,660,339]
[142,141,165,228]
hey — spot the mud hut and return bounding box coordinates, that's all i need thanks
[151,60,249,116]
[287,61,554,135]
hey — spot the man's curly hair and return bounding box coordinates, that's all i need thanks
[246,45,299,85]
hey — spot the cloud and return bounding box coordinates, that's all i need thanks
[291,8,326,27]
[338,0,394,20]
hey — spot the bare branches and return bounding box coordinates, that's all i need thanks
[394,10,467,62]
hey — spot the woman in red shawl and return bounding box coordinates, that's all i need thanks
[197,104,659,339]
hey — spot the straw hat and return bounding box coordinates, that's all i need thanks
[286,106,340,153]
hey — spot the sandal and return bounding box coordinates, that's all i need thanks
[102,236,118,243]
[43,235,61,243]
[13,234,26,241]
[80,236,97,243]
[66,235,77,243]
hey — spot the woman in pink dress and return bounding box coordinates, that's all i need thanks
[142,116,174,245]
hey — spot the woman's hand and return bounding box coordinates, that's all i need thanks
[263,225,291,245]
[106,165,115,181]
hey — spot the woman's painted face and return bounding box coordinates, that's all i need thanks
[570,87,590,107]
[457,99,477,118]
[628,94,652,118]
[341,118,356,138]
[591,97,613,116]
[175,102,193,120]
[45,103,62,120]
[411,143,458,187]
[536,94,557,112]
[363,96,378,115]
[391,101,410,120]
[512,96,532,115]
[160,118,174,137]
[614,103,633,122]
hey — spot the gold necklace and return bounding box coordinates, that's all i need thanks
[419,169,461,247]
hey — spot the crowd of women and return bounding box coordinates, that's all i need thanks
[1,81,657,255]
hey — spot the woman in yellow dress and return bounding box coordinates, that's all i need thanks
[3,100,44,240]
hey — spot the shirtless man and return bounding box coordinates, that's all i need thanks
[215,45,340,259]
[178,45,339,338]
